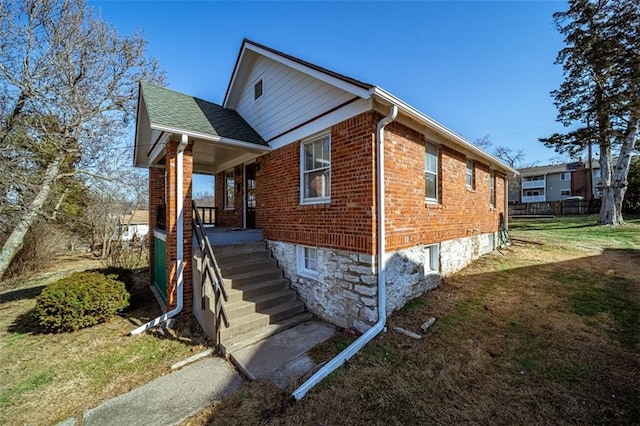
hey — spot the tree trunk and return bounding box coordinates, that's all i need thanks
[598,116,639,225]
[0,151,65,279]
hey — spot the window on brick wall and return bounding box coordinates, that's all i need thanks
[425,143,438,202]
[425,244,440,273]
[489,169,496,206]
[297,245,319,279]
[224,169,235,210]
[301,134,331,204]
[466,159,475,189]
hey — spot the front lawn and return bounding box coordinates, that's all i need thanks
[187,215,640,425]
[0,258,209,425]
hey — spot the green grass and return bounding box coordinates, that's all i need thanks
[510,214,640,248]
[0,372,53,405]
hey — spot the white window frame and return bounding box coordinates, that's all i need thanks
[466,159,475,189]
[424,244,440,273]
[425,142,439,203]
[224,169,235,210]
[560,172,571,181]
[300,134,331,205]
[489,169,495,207]
[561,189,571,196]
[297,245,319,279]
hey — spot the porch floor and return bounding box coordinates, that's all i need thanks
[203,227,263,246]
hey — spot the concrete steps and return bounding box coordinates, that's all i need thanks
[211,241,311,355]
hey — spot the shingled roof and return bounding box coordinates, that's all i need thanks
[140,82,266,146]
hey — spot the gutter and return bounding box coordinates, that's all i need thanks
[131,134,189,335]
[292,105,398,400]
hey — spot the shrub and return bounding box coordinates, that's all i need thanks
[34,271,130,332]
[92,267,135,292]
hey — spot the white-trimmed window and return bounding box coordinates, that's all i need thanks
[224,169,235,210]
[425,244,440,273]
[425,143,438,202]
[560,172,571,181]
[489,169,496,206]
[561,189,571,196]
[301,134,331,204]
[466,159,475,189]
[297,245,319,279]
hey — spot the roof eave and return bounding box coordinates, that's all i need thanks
[149,123,272,153]
[371,87,518,176]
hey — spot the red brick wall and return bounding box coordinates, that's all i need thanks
[164,141,193,315]
[256,111,378,254]
[215,165,243,227]
[384,121,505,252]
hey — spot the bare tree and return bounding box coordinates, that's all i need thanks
[493,146,525,169]
[0,0,164,278]
[473,134,493,150]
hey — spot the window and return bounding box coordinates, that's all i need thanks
[466,159,475,189]
[297,245,319,279]
[425,143,438,201]
[489,169,495,206]
[560,172,571,181]
[224,169,235,210]
[561,189,571,196]
[254,79,263,100]
[424,244,440,273]
[301,134,331,203]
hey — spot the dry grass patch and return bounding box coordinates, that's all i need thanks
[187,216,640,425]
[0,257,209,425]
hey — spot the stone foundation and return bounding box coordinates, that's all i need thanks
[267,232,497,333]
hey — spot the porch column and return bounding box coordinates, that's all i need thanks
[165,140,194,315]
[148,166,165,286]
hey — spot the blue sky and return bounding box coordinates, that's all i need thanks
[93,0,571,194]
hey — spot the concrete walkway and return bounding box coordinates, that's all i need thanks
[67,357,243,426]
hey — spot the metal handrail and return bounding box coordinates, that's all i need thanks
[192,201,229,334]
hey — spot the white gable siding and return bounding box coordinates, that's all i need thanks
[235,56,356,142]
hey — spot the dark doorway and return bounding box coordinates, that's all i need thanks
[245,163,257,228]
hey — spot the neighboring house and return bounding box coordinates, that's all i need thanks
[133,39,516,349]
[513,160,602,203]
[119,210,149,241]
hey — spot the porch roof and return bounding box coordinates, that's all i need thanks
[140,82,266,147]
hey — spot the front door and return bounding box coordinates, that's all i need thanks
[245,163,257,228]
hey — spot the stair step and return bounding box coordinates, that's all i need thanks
[224,289,298,318]
[221,312,314,355]
[219,257,278,276]
[225,279,290,303]
[223,269,283,289]
[220,301,305,341]
[214,242,269,261]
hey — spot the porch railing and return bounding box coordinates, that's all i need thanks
[194,206,217,227]
[192,200,229,347]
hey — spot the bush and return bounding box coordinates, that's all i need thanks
[92,267,135,292]
[34,271,130,332]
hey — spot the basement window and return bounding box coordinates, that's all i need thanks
[297,245,319,280]
[424,244,440,273]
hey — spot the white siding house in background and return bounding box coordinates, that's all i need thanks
[119,210,149,241]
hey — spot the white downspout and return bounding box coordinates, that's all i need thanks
[131,134,189,335]
[292,105,398,400]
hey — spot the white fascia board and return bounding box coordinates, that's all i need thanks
[243,44,372,99]
[133,92,143,167]
[269,98,372,150]
[148,132,169,166]
[223,48,248,109]
[149,123,272,153]
[372,87,518,177]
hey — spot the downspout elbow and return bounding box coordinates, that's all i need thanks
[291,105,398,400]
[131,134,188,335]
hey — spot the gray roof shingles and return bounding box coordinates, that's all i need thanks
[140,82,266,146]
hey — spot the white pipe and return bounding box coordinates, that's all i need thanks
[131,134,189,335]
[292,105,398,400]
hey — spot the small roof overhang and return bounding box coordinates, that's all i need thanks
[134,82,271,173]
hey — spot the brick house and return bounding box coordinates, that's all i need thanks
[132,39,516,352]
